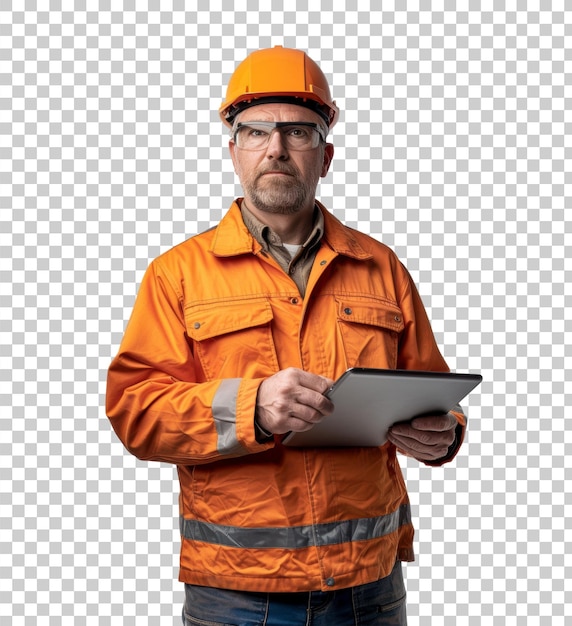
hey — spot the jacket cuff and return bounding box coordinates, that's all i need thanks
[236,378,275,452]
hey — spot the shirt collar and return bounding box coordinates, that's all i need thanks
[240,202,324,252]
[209,199,372,262]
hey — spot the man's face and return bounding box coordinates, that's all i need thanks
[228,103,334,216]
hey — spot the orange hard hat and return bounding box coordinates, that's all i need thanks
[220,46,339,129]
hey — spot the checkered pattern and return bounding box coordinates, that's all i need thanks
[2,2,571,624]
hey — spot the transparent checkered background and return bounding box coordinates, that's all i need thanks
[1,1,571,624]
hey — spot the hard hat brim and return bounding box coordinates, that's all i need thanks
[221,95,334,128]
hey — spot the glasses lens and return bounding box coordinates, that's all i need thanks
[234,122,323,151]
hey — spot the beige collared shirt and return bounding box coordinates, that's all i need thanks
[240,203,324,298]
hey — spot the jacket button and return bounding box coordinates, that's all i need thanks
[394,316,401,322]
[325,577,335,587]
[194,322,201,329]
[290,298,299,305]
[344,308,352,315]
[320,260,327,266]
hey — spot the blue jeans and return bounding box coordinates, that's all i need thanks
[182,560,407,625]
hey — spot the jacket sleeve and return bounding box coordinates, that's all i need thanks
[105,260,274,466]
[395,263,467,466]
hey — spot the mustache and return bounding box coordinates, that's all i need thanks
[256,163,299,178]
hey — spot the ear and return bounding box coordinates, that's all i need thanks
[320,143,334,178]
[228,140,239,173]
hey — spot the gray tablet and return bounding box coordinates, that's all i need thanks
[282,368,482,448]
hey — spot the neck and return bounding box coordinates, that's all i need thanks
[243,200,316,244]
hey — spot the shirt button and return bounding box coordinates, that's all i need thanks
[320,260,327,266]
[325,577,335,587]
[194,322,201,329]
[290,297,299,305]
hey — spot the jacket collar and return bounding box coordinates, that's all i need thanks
[210,199,372,261]
[318,201,373,261]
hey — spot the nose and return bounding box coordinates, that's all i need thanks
[265,128,289,160]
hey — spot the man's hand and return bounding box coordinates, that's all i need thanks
[387,412,458,462]
[255,368,335,435]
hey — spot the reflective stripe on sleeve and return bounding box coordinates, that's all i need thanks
[180,503,411,549]
[212,378,244,456]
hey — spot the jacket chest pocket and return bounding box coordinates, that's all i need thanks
[185,298,280,380]
[336,298,405,370]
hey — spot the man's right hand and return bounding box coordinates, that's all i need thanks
[255,368,335,435]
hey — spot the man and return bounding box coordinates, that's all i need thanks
[106,46,465,625]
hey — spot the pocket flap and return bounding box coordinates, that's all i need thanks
[185,299,274,341]
[336,299,405,333]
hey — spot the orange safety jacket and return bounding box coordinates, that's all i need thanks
[106,200,466,593]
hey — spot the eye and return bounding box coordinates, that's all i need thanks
[286,126,309,138]
[248,127,269,137]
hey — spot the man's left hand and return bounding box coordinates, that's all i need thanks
[387,412,458,462]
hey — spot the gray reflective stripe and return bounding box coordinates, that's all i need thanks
[180,504,411,550]
[212,378,243,456]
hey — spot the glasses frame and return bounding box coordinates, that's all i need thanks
[231,121,327,151]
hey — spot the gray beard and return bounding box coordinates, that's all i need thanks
[246,177,313,215]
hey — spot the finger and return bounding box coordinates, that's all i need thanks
[408,429,455,448]
[295,369,335,395]
[284,410,325,432]
[387,432,451,461]
[409,413,457,432]
[389,426,456,449]
[292,387,335,416]
[287,396,334,425]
